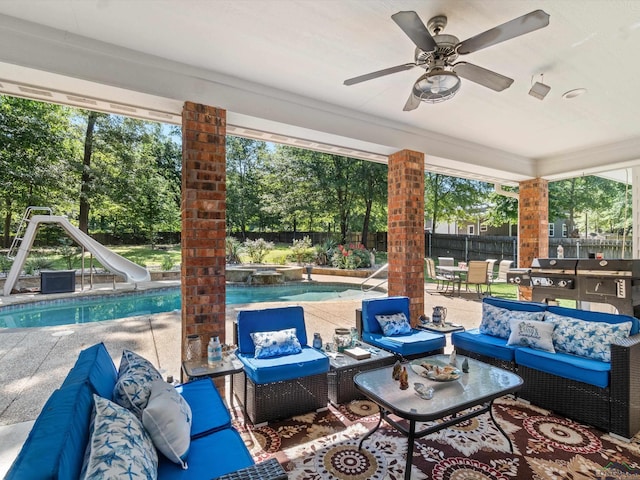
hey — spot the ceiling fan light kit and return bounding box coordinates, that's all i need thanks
[344,9,550,110]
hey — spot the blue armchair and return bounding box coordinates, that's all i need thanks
[233,305,329,424]
[361,296,446,358]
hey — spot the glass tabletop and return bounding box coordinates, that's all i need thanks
[353,354,522,421]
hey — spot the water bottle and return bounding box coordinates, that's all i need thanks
[557,244,564,259]
[208,336,222,366]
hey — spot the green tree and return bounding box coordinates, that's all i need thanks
[425,173,491,230]
[226,136,269,237]
[0,96,74,247]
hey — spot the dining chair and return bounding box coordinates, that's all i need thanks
[485,259,497,282]
[425,257,456,293]
[465,260,490,297]
[492,259,514,283]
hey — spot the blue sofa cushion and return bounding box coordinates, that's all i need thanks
[176,378,231,438]
[237,346,329,384]
[515,347,611,388]
[158,428,254,480]
[363,329,445,357]
[237,306,309,355]
[61,342,117,399]
[5,382,94,480]
[545,311,632,362]
[451,328,517,362]
[362,296,410,335]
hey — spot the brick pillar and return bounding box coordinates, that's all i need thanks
[387,150,425,325]
[181,102,226,361]
[518,178,549,301]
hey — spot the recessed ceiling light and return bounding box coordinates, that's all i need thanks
[562,88,587,99]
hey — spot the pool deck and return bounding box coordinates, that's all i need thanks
[0,275,485,476]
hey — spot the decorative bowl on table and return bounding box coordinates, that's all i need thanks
[411,359,461,382]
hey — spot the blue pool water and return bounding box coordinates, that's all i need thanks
[0,283,383,329]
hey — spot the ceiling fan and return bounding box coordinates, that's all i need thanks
[344,10,550,110]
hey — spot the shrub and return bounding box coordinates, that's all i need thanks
[161,255,175,271]
[243,238,274,264]
[270,252,288,265]
[57,238,79,269]
[315,238,337,266]
[226,237,242,264]
[0,256,13,276]
[25,256,54,275]
[291,236,313,265]
[330,243,371,269]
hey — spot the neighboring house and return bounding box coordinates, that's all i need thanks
[426,219,516,236]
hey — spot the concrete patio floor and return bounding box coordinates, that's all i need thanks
[0,276,485,476]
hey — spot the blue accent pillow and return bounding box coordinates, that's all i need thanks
[250,328,302,358]
[113,350,163,418]
[81,394,158,479]
[479,303,544,339]
[545,312,632,362]
[507,318,555,352]
[375,312,412,336]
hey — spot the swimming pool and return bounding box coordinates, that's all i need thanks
[0,283,384,328]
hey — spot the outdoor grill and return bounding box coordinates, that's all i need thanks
[506,268,531,286]
[529,258,640,317]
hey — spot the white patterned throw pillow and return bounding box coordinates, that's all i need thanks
[375,312,412,336]
[81,394,158,480]
[143,380,192,469]
[545,312,632,362]
[479,303,544,339]
[507,318,555,352]
[113,350,163,418]
[250,328,302,359]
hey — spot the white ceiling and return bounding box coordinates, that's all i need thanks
[0,1,640,186]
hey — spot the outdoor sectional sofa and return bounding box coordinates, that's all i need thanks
[452,297,640,439]
[6,342,286,480]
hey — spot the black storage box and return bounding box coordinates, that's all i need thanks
[40,270,76,294]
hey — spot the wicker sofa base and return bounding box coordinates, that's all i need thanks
[517,364,611,433]
[233,371,328,424]
[453,347,516,372]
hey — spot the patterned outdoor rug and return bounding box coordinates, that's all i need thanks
[233,397,640,479]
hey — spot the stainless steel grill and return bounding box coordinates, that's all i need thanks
[529,258,640,317]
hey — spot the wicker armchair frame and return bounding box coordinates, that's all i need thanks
[213,458,287,480]
[233,370,328,425]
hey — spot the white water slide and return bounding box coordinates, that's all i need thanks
[3,215,150,296]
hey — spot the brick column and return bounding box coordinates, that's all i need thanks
[181,102,226,361]
[518,178,549,300]
[387,150,425,325]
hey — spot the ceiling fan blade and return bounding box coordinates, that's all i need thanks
[403,92,421,111]
[343,63,415,86]
[457,10,550,55]
[391,11,438,52]
[453,62,514,91]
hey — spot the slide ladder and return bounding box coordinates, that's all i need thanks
[7,206,52,259]
[3,213,150,296]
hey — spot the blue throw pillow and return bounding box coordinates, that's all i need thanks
[545,312,632,362]
[250,328,302,359]
[479,303,544,339]
[81,394,158,479]
[375,312,412,336]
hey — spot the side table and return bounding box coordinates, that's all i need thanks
[327,343,396,406]
[182,357,244,413]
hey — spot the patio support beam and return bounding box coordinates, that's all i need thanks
[518,177,549,300]
[181,102,227,362]
[387,149,425,324]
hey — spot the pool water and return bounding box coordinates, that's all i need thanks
[0,283,383,329]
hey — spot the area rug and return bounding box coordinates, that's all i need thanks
[233,397,640,479]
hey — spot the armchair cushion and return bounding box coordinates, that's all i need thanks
[362,296,410,335]
[363,329,445,357]
[250,327,302,359]
[375,312,412,336]
[237,346,329,384]
[237,305,308,355]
